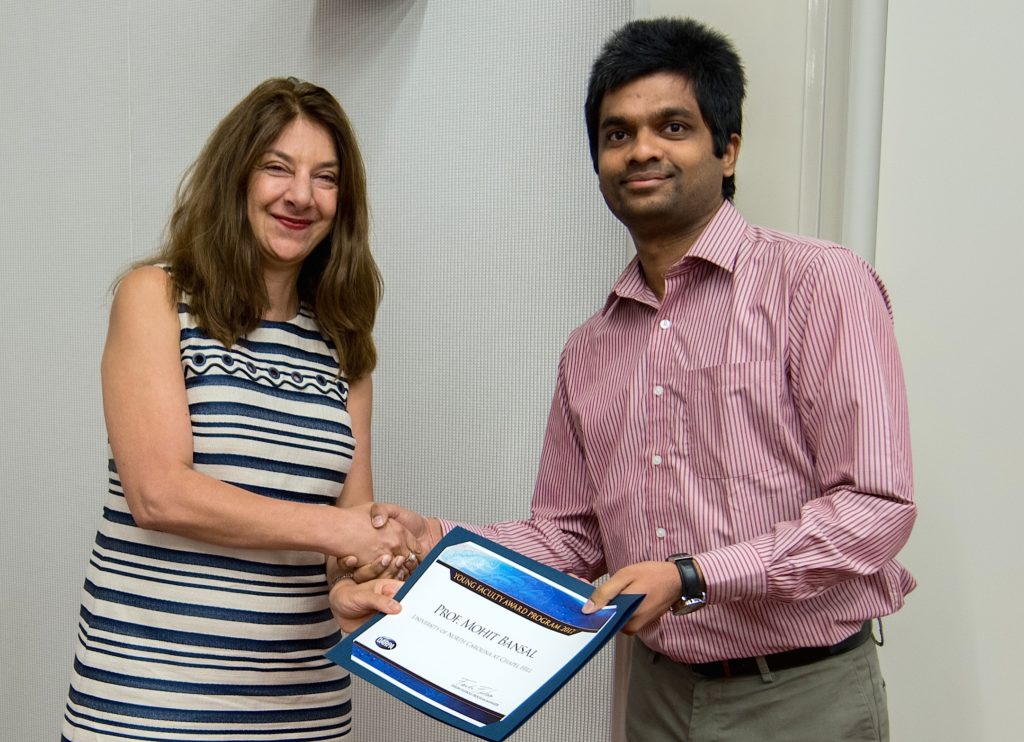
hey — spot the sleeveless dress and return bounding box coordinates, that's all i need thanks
[62,302,354,741]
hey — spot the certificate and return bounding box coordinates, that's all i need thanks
[326,527,641,741]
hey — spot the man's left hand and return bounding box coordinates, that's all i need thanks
[582,561,682,634]
[329,578,403,634]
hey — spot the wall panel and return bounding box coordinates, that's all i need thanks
[875,1,1024,739]
[0,2,131,739]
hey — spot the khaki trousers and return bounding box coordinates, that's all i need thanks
[626,636,889,742]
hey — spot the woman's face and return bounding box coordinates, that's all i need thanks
[247,117,339,274]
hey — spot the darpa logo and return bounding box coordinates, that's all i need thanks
[375,636,397,651]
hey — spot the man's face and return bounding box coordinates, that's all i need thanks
[596,71,738,239]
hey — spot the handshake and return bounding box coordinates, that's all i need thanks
[326,502,679,640]
[327,503,444,633]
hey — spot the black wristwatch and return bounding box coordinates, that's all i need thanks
[666,553,707,615]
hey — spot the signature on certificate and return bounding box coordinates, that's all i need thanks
[453,677,498,704]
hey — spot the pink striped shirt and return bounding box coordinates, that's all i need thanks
[448,201,916,663]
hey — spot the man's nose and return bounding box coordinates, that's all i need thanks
[628,128,664,163]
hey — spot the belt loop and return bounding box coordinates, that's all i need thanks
[755,656,775,684]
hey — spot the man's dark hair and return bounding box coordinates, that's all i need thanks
[585,17,746,200]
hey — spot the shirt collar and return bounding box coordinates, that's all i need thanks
[673,199,747,275]
[603,201,748,314]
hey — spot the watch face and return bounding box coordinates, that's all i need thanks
[671,596,706,616]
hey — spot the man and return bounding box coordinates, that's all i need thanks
[337,17,915,741]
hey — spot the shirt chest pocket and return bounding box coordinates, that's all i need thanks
[682,360,786,479]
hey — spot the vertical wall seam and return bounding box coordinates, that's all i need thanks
[127,0,135,262]
[841,0,888,264]
[798,0,830,237]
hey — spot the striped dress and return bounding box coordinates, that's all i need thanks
[62,302,354,741]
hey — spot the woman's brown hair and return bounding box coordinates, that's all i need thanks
[144,77,381,380]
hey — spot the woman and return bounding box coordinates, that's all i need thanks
[61,77,418,741]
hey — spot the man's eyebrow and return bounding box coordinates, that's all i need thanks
[599,106,700,130]
[599,115,629,130]
[649,106,700,122]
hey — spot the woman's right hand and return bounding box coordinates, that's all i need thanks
[331,501,423,569]
[370,503,442,553]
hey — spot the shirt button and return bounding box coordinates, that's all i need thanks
[659,319,672,330]
[653,385,664,396]
[655,527,667,539]
[652,454,663,466]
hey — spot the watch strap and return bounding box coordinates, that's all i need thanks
[677,556,704,598]
[667,553,707,615]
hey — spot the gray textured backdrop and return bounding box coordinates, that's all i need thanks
[1,1,632,740]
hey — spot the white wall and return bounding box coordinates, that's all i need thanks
[0,0,129,734]
[875,1,1024,739]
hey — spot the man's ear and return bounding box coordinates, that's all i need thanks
[722,133,741,176]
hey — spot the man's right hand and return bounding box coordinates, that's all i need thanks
[333,501,422,568]
[336,504,443,583]
[370,503,443,554]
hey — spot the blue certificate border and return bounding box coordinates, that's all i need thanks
[326,527,642,741]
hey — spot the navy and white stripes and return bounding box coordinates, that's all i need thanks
[63,305,355,740]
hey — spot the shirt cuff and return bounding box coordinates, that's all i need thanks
[696,540,768,604]
[436,517,470,538]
